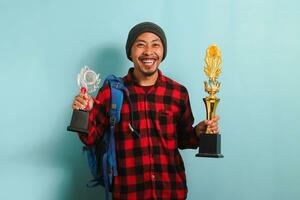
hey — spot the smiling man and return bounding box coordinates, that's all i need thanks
[126,23,166,86]
[73,22,219,200]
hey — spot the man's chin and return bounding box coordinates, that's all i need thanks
[142,68,158,77]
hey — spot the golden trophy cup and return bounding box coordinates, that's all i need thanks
[196,44,224,158]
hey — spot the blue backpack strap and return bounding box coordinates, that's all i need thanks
[101,75,126,200]
[104,75,124,122]
[104,75,139,137]
[93,75,140,200]
[102,148,110,200]
[104,75,124,175]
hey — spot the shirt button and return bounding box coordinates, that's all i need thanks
[151,174,155,180]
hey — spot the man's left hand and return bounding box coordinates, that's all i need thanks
[195,115,220,137]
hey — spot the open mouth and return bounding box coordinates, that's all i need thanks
[139,57,157,66]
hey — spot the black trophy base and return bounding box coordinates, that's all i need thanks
[196,133,224,158]
[67,109,89,135]
[196,153,224,158]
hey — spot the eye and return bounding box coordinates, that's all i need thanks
[136,42,145,48]
[153,43,161,48]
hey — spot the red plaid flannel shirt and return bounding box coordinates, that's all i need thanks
[79,68,199,200]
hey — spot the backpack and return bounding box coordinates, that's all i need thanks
[82,75,139,200]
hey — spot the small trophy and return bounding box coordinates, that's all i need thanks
[67,66,101,135]
[196,45,224,158]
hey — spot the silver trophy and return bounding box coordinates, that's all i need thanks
[67,66,101,134]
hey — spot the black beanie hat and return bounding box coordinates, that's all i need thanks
[126,22,167,61]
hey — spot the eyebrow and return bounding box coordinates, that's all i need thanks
[135,39,161,43]
[152,39,160,42]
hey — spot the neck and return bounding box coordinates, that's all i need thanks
[133,68,158,86]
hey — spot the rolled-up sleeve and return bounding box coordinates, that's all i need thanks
[177,88,199,149]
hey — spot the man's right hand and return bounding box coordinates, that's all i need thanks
[72,92,94,111]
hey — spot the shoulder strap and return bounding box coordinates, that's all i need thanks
[106,75,125,175]
[104,75,139,137]
[104,75,126,124]
[101,75,127,200]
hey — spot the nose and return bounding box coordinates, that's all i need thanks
[143,45,154,56]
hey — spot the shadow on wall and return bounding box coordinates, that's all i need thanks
[65,45,127,199]
[63,45,128,199]
[80,43,130,81]
[17,46,126,200]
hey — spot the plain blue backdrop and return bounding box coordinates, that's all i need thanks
[1,0,299,199]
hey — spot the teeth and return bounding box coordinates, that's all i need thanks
[142,59,155,66]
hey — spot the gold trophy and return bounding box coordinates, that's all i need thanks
[196,44,224,158]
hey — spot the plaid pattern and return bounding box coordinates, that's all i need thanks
[79,68,199,200]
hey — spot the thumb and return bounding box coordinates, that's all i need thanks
[83,93,91,100]
[204,119,210,125]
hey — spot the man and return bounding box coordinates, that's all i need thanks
[72,22,219,200]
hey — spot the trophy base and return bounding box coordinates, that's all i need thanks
[195,153,224,158]
[67,109,89,135]
[67,126,89,134]
[196,133,224,158]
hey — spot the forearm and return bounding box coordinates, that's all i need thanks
[177,126,199,150]
[78,116,104,146]
[78,101,108,146]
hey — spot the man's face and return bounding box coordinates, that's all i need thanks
[130,32,164,77]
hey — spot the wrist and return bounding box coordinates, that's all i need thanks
[196,122,207,137]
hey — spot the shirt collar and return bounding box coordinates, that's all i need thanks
[123,67,165,88]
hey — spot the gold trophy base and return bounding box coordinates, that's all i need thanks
[196,133,224,158]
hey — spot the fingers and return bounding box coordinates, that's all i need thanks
[205,115,220,133]
[204,120,218,127]
[72,94,90,110]
[72,99,86,110]
[207,126,219,133]
[79,92,90,101]
[211,115,220,122]
[79,94,89,104]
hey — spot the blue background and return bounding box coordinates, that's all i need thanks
[1,0,299,199]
